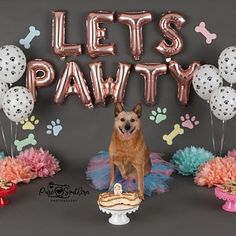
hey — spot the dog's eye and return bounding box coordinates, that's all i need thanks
[120,118,125,122]
[130,118,135,122]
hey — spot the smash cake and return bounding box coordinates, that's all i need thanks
[220,180,236,195]
[98,183,142,209]
[0,178,12,190]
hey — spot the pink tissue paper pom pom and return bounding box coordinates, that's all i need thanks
[227,149,236,160]
[17,148,61,178]
[0,157,36,184]
[194,156,236,187]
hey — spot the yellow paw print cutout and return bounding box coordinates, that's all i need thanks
[20,116,39,130]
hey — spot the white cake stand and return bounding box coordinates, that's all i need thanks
[99,205,139,225]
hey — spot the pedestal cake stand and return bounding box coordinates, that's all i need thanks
[99,205,139,225]
[0,184,16,207]
[215,187,236,212]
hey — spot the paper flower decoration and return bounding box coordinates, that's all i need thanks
[0,151,5,160]
[171,146,213,176]
[195,157,236,187]
[17,148,60,178]
[228,149,236,160]
[0,157,36,184]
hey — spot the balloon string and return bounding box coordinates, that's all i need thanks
[220,120,225,157]
[10,121,13,157]
[209,105,216,155]
[0,116,8,155]
[13,123,18,157]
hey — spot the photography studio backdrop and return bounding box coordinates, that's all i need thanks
[0,0,235,236]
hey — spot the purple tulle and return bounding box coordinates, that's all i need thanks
[86,151,175,196]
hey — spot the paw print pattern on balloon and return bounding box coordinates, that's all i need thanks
[46,119,63,136]
[20,115,39,130]
[0,81,8,109]
[0,45,26,84]
[149,107,167,124]
[2,86,34,123]
[218,46,236,85]
[210,86,236,121]
[192,65,223,101]
[181,114,199,129]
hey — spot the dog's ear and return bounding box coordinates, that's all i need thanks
[133,103,142,118]
[114,103,124,117]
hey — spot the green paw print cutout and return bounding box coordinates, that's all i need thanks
[149,107,167,124]
[20,116,39,130]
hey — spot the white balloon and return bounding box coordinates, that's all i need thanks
[0,45,26,84]
[192,64,223,101]
[0,81,8,109]
[2,86,34,123]
[210,86,236,121]
[218,46,236,84]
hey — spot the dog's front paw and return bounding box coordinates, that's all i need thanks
[138,192,145,200]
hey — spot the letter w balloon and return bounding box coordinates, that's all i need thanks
[89,62,131,106]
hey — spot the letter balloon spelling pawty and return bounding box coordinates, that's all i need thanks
[26,59,56,101]
[169,60,200,105]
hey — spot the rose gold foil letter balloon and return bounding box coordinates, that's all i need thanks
[89,62,131,106]
[117,11,152,61]
[52,11,82,60]
[135,63,167,105]
[26,59,56,101]
[54,62,93,108]
[156,12,186,61]
[168,60,200,105]
[86,11,115,58]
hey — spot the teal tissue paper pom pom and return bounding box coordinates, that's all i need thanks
[0,151,5,159]
[171,146,213,176]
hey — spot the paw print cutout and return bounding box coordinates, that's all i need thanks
[20,115,39,130]
[149,107,167,124]
[181,114,199,129]
[46,119,63,136]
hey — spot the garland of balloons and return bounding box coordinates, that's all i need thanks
[0,45,34,156]
[193,46,236,155]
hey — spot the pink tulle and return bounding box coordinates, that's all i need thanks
[0,157,36,184]
[17,148,61,178]
[227,149,236,160]
[194,157,236,187]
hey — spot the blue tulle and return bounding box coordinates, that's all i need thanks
[86,151,174,196]
[171,146,213,176]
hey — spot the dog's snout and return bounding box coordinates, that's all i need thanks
[125,123,131,131]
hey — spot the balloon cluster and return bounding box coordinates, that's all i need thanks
[26,11,200,107]
[0,45,34,123]
[193,46,236,121]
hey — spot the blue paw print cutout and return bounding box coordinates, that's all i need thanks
[46,119,63,136]
[149,107,167,124]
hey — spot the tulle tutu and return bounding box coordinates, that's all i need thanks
[86,151,174,196]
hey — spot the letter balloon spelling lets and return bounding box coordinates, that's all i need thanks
[25,10,200,107]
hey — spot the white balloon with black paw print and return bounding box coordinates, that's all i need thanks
[0,81,8,109]
[193,64,223,101]
[210,86,236,121]
[0,45,26,84]
[218,46,236,85]
[2,86,34,123]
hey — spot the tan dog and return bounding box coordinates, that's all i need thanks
[109,103,151,199]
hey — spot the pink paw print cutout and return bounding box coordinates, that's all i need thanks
[181,114,199,129]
